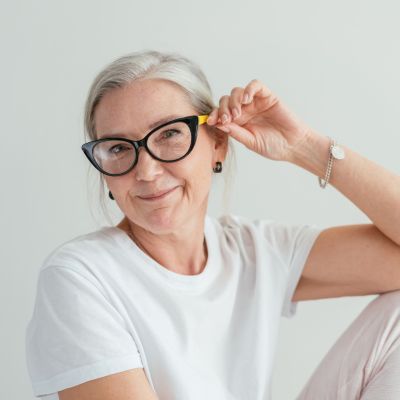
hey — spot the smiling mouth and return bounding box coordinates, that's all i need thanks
[137,186,179,201]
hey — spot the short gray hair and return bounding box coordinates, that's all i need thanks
[83,49,236,225]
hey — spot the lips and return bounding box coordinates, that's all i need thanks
[138,186,178,200]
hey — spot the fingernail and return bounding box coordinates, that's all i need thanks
[221,114,228,123]
[243,94,250,104]
[232,108,239,119]
[219,125,230,133]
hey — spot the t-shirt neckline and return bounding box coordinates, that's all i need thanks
[101,215,218,290]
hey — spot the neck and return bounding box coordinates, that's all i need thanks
[117,216,208,276]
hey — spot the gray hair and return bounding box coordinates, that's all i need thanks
[83,49,236,226]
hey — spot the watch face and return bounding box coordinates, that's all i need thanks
[331,145,345,159]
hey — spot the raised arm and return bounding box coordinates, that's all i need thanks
[289,131,400,247]
[207,79,400,299]
[289,131,400,300]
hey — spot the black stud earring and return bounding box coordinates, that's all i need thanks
[109,190,114,200]
[213,161,223,173]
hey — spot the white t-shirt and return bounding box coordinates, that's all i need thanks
[25,214,322,400]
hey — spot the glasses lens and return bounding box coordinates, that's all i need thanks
[147,121,192,161]
[93,140,135,175]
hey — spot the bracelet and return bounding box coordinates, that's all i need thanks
[318,136,345,189]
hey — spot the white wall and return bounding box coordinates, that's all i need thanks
[2,0,399,398]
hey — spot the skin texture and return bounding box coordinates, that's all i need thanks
[58,368,159,400]
[94,78,228,276]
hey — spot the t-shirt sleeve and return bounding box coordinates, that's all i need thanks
[219,214,323,319]
[263,220,323,319]
[25,264,143,399]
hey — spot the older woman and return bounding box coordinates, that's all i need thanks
[26,50,400,400]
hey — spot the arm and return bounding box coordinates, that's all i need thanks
[59,368,159,400]
[289,131,400,246]
[293,223,400,301]
[289,131,400,299]
[210,79,400,244]
[206,78,400,298]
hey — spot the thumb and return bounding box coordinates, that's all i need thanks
[218,122,255,149]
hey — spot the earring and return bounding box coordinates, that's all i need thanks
[213,161,223,173]
[108,190,115,200]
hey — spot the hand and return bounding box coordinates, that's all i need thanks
[207,79,312,162]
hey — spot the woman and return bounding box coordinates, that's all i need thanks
[26,50,400,399]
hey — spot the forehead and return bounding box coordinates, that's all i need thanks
[94,79,194,138]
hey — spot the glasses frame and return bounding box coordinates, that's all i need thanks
[81,114,209,177]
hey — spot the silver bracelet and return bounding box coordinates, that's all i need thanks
[318,136,345,188]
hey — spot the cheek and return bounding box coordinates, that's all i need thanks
[104,175,135,204]
[178,146,214,194]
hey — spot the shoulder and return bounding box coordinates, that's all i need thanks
[207,214,278,255]
[208,214,322,281]
[216,214,274,229]
[211,213,278,240]
[39,226,122,276]
[209,213,321,252]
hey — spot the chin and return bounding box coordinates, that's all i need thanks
[127,187,193,234]
[140,208,184,235]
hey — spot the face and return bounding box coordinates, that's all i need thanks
[94,79,227,235]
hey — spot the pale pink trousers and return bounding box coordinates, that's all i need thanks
[296,289,400,400]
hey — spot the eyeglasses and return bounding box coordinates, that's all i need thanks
[81,114,209,176]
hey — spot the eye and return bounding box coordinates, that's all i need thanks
[109,144,130,154]
[162,129,181,139]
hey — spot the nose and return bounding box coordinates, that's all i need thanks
[134,147,163,181]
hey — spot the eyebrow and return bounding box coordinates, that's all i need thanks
[97,114,181,140]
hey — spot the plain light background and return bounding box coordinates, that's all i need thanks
[2,0,399,398]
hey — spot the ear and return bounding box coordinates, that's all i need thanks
[211,126,229,163]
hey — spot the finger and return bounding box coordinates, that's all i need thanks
[242,79,274,104]
[228,87,245,121]
[218,95,232,124]
[206,107,219,125]
[217,122,255,149]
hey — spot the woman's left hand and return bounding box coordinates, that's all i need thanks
[207,79,313,162]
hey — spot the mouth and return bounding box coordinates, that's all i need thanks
[137,186,179,201]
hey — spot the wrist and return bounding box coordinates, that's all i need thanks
[286,129,333,179]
